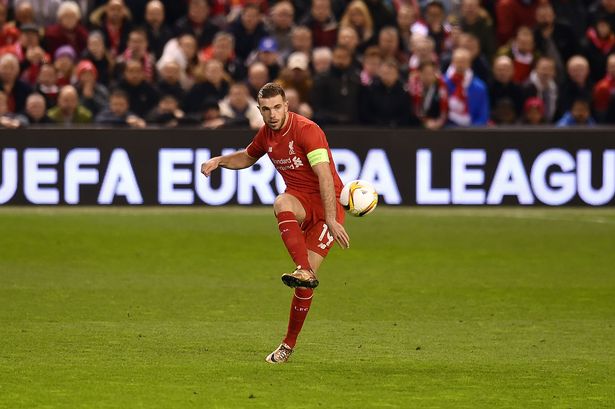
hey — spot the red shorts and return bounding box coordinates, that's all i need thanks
[287,190,345,258]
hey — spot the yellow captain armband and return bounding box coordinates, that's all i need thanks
[307,148,329,166]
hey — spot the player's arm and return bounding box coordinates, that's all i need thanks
[312,161,350,249]
[201,149,258,177]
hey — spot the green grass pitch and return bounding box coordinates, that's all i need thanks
[1,207,614,408]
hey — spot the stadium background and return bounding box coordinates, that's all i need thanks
[2,1,615,408]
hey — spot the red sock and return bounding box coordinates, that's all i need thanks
[283,287,314,348]
[276,211,311,270]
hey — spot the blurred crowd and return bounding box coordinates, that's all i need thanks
[0,0,614,129]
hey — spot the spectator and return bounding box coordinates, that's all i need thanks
[0,25,19,49]
[336,26,359,59]
[44,1,89,56]
[311,45,361,125]
[533,2,578,81]
[48,85,92,124]
[0,53,31,113]
[75,60,109,116]
[422,0,453,56]
[299,0,338,48]
[496,26,540,84]
[589,0,615,32]
[10,0,49,27]
[559,55,593,113]
[228,3,268,63]
[584,17,615,82]
[265,1,295,59]
[117,59,159,117]
[6,23,49,86]
[246,61,269,99]
[523,56,559,122]
[360,58,413,127]
[201,98,225,128]
[290,25,313,56]
[218,82,264,129]
[339,0,374,51]
[443,32,491,83]
[378,26,407,67]
[23,92,52,124]
[115,28,156,83]
[159,34,199,88]
[408,35,438,73]
[53,45,76,86]
[82,31,112,86]
[557,98,596,126]
[489,55,525,118]
[89,0,133,57]
[396,5,418,55]
[12,1,36,28]
[0,90,28,127]
[444,47,489,126]
[521,96,546,125]
[245,37,282,80]
[144,0,173,60]
[495,0,540,46]
[183,59,229,113]
[199,32,245,81]
[285,87,313,118]
[95,88,145,127]
[34,63,59,107]
[276,51,313,103]
[460,0,496,61]
[409,60,448,130]
[0,22,37,62]
[156,59,185,101]
[174,0,218,48]
[312,47,333,75]
[359,46,382,86]
[0,5,19,48]
[592,53,615,121]
[492,98,519,125]
[146,94,189,127]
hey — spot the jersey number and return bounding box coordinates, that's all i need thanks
[317,223,334,250]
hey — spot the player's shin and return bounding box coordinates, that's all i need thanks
[276,211,312,270]
[283,287,314,348]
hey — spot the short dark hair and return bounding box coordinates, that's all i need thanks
[109,88,129,101]
[257,82,286,102]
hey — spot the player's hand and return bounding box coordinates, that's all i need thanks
[201,157,221,177]
[326,218,350,249]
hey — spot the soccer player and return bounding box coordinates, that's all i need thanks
[200,82,350,363]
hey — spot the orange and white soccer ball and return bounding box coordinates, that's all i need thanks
[339,180,378,217]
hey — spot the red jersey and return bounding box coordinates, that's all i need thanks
[246,112,343,196]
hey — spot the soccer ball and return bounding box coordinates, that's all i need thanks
[339,180,378,217]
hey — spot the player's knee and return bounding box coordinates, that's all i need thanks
[273,195,295,214]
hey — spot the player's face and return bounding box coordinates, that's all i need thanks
[258,95,289,131]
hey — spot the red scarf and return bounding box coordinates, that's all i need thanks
[408,73,448,119]
[122,48,154,82]
[106,22,122,55]
[446,66,472,126]
[451,72,468,112]
[586,28,615,55]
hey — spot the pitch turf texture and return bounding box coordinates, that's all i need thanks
[1,207,614,408]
